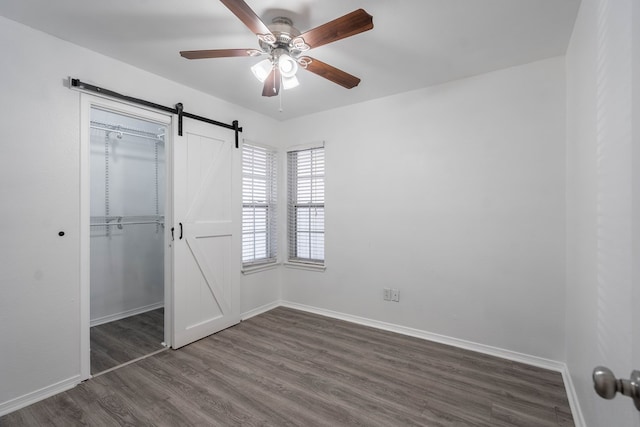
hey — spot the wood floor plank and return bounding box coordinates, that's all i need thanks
[138,354,266,425]
[245,312,495,422]
[95,365,201,426]
[165,348,326,425]
[90,308,164,374]
[222,320,488,424]
[0,403,47,426]
[166,363,298,425]
[192,338,392,426]
[491,402,558,427]
[259,308,569,425]
[555,406,577,427]
[1,307,574,426]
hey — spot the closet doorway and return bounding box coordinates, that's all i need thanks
[84,100,171,376]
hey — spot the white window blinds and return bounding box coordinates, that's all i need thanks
[242,142,277,265]
[287,146,325,264]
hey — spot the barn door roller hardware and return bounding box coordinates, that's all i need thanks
[593,366,640,411]
[69,78,242,147]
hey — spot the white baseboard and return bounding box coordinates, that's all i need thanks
[278,300,585,425]
[280,301,563,370]
[90,302,164,327]
[0,375,81,417]
[3,300,585,426]
[241,301,281,321]
[560,365,587,427]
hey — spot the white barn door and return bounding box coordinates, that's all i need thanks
[172,118,240,349]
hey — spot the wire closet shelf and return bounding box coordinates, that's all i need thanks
[90,215,165,228]
[90,118,165,234]
[90,120,165,143]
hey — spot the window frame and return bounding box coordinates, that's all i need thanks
[241,141,278,269]
[286,143,325,268]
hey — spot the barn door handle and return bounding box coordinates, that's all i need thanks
[593,366,640,411]
[171,227,174,241]
[179,222,183,240]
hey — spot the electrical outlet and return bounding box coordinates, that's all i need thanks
[383,288,391,301]
[391,289,400,302]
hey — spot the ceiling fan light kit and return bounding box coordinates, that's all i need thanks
[281,74,300,90]
[250,59,272,82]
[180,0,374,98]
[277,52,298,78]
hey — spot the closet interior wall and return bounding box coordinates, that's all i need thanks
[89,108,166,325]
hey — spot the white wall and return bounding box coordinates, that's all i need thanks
[566,0,639,425]
[0,16,280,411]
[279,57,567,361]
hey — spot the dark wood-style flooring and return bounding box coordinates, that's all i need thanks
[91,308,164,374]
[2,307,574,426]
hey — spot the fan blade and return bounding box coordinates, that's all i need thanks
[262,67,281,97]
[301,57,361,89]
[220,0,275,42]
[180,49,261,59]
[296,9,373,50]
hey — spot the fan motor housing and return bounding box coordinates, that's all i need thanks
[259,16,303,54]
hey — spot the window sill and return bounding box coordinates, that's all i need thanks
[242,262,279,275]
[283,262,326,272]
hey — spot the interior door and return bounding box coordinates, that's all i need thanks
[590,2,639,423]
[633,2,640,419]
[172,117,240,349]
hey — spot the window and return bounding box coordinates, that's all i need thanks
[287,146,325,264]
[242,142,277,266]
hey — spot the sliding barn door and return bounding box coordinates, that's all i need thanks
[172,118,240,349]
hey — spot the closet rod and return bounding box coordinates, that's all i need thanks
[91,125,164,142]
[90,220,164,227]
[91,215,164,219]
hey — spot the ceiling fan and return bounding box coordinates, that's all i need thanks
[180,0,374,97]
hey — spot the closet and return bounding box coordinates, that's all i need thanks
[89,107,166,374]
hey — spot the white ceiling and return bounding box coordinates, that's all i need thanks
[0,0,580,121]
